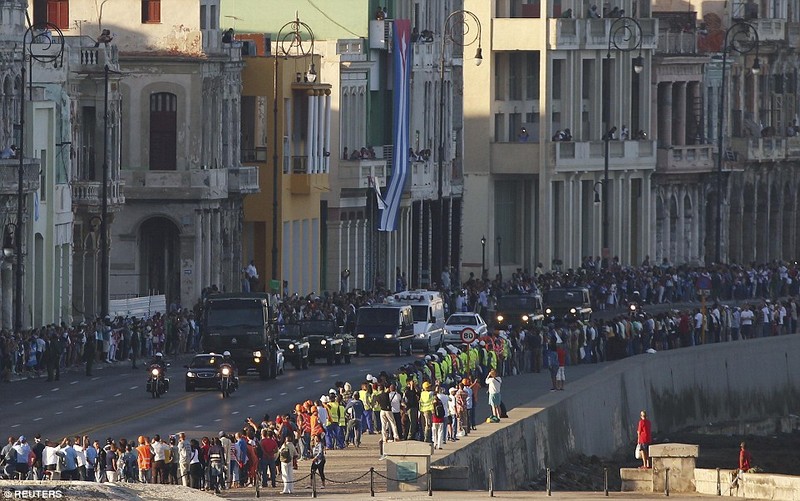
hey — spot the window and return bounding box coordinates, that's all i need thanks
[525,52,540,100]
[149,92,177,170]
[141,0,161,24]
[200,5,207,30]
[210,5,218,29]
[34,0,69,30]
[509,53,521,100]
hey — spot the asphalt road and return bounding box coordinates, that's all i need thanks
[0,353,424,441]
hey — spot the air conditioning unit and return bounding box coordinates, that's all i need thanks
[369,20,393,51]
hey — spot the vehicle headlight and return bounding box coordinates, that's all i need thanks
[222,367,230,376]
[288,343,295,350]
[253,350,262,358]
[254,357,261,363]
[357,334,365,339]
[384,334,394,339]
[186,371,195,378]
[522,315,529,322]
[151,368,160,376]
[545,308,552,315]
[496,315,504,322]
[570,308,577,314]
[630,304,637,311]
[321,339,327,345]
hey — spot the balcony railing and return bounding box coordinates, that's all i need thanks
[553,140,657,172]
[751,19,786,42]
[71,179,125,207]
[657,31,697,55]
[228,166,260,194]
[730,137,787,162]
[656,145,714,173]
[120,168,229,200]
[0,158,41,195]
[338,159,387,190]
[584,18,658,50]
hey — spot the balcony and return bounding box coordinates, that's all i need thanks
[120,168,229,200]
[584,18,658,50]
[221,41,243,62]
[412,42,436,69]
[71,179,126,209]
[730,137,787,162]
[548,18,580,49]
[656,145,714,174]
[552,140,657,173]
[786,137,800,159]
[751,19,785,42]
[489,142,542,175]
[72,44,120,73]
[405,160,436,198]
[338,159,388,191]
[0,158,40,195]
[656,31,697,55]
[228,166,260,194]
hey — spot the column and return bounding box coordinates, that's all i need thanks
[307,93,315,173]
[673,82,687,146]
[677,186,686,264]
[213,209,222,288]
[324,91,332,173]
[659,82,673,147]
[316,93,324,172]
[194,211,203,299]
[344,219,352,289]
[203,210,212,289]
[642,173,653,262]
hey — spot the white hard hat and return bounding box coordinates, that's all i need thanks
[320,395,329,403]
[223,351,231,357]
[366,373,373,381]
[155,352,163,357]
[371,377,378,383]
[329,388,338,394]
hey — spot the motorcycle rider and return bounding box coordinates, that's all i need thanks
[220,351,239,390]
[150,352,167,375]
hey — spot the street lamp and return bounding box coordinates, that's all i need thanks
[437,9,482,287]
[496,236,502,282]
[481,235,487,279]
[2,224,16,258]
[16,23,64,331]
[272,16,316,283]
[602,17,643,268]
[715,22,760,264]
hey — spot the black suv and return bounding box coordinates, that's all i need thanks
[493,293,544,329]
[276,324,310,369]
[543,287,593,322]
[301,319,356,365]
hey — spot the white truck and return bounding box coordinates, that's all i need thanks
[386,290,445,353]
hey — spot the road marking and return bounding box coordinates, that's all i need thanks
[35,395,42,399]
[194,425,203,428]
[74,405,83,409]
[11,424,20,428]
[92,377,100,381]
[51,388,60,392]
[71,392,198,437]
[279,392,287,396]
[265,398,272,402]
[94,399,104,403]
[70,381,79,385]
[55,412,63,415]
[248,404,255,408]
[231,411,240,415]
[330,374,339,377]
[33,417,42,422]
[129,386,138,390]
[14,401,22,405]
[313,380,322,383]
[297,386,305,390]
[114,393,122,397]
[214,419,221,422]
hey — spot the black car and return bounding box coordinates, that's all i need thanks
[276,324,310,369]
[493,293,544,329]
[184,354,223,392]
[301,319,356,365]
[543,287,593,322]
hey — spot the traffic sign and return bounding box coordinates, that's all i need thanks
[695,276,712,291]
[460,328,476,344]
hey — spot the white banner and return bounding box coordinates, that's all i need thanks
[109,294,167,318]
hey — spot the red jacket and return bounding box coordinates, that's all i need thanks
[637,418,652,444]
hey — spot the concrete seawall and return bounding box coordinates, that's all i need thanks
[432,335,800,490]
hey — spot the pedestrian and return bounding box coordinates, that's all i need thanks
[278,436,298,494]
[104,442,118,482]
[189,439,203,489]
[345,393,365,447]
[738,441,752,473]
[207,437,225,494]
[556,341,567,390]
[136,436,152,483]
[258,429,278,488]
[485,369,503,420]
[637,410,652,469]
[309,434,326,489]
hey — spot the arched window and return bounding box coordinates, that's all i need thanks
[149,92,177,170]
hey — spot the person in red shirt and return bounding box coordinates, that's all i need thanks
[555,344,567,390]
[637,410,652,469]
[738,442,752,472]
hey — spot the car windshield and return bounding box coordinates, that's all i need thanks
[189,356,220,369]
[357,308,398,327]
[446,315,477,326]
[206,301,264,328]
[280,324,303,340]
[411,305,428,322]
[543,290,584,305]
[300,321,335,335]
[497,296,538,311]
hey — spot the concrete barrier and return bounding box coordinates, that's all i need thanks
[432,335,800,491]
[696,468,800,500]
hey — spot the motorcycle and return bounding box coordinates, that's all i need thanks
[146,364,169,398]
[219,363,238,398]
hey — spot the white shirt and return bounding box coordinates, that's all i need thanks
[43,445,59,467]
[437,393,450,417]
[740,309,754,325]
[388,391,402,413]
[74,444,86,468]
[485,375,502,395]
[762,306,771,323]
[151,441,169,461]
[694,312,703,329]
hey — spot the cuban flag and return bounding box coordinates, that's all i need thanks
[378,19,411,232]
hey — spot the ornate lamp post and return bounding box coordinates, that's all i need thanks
[271,16,316,284]
[437,9,481,286]
[481,235,486,281]
[601,17,643,268]
[16,23,64,330]
[715,22,760,264]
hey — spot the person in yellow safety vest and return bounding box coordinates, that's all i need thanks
[371,382,383,433]
[469,345,479,373]
[458,349,469,376]
[418,381,436,443]
[486,344,498,372]
[358,381,376,434]
[437,348,451,378]
[326,393,346,449]
[431,357,442,384]
[398,369,409,392]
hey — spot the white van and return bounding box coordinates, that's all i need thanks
[387,290,445,353]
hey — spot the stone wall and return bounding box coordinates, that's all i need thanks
[432,335,800,490]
